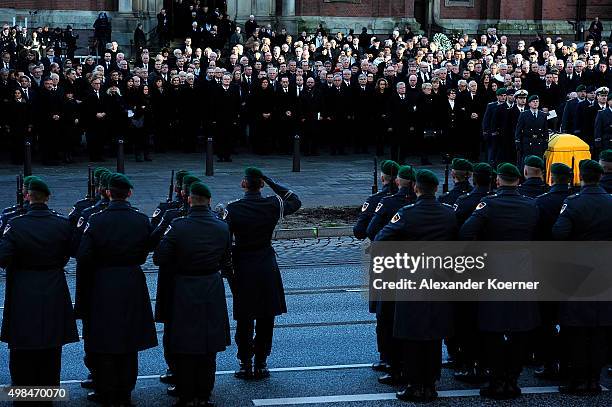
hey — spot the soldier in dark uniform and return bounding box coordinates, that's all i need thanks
[594,93,612,154]
[598,149,612,192]
[68,167,106,228]
[154,182,233,407]
[460,163,540,400]
[439,158,473,205]
[531,163,572,380]
[151,169,189,229]
[518,155,550,197]
[76,173,157,406]
[482,88,507,165]
[364,165,416,384]
[0,175,40,231]
[560,85,586,134]
[452,162,494,383]
[581,87,608,154]
[224,167,301,379]
[0,179,79,387]
[553,159,612,394]
[151,174,201,395]
[375,169,457,402]
[353,160,399,240]
[515,95,549,164]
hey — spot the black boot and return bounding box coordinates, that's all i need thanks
[234,361,253,380]
[160,369,175,384]
[254,360,270,379]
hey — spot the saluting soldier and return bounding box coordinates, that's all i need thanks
[151,169,189,229]
[151,173,201,395]
[68,167,107,228]
[598,149,612,192]
[515,95,549,164]
[353,160,399,240]
[460,163,540,400]
[224,167,301,379]
[594,93,612,154]
[375,169,457,402]
[518,155,550,198]
[438,158,473,205]
[154,182,232,407]
[76,173,157,406]
[553,159,612,395]
[0,179,79,387]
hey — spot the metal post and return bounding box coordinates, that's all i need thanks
[372,156,378,194]
[117,139,125,174]
[24,140,32,176]
[205,137,214,176]
[292,134,301,172]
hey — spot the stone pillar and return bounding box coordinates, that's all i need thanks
[282,0,295,16]
[118,0,133,13]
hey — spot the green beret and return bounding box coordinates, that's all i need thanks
[415,169,439,186]
[528,95,539,103]
[108,173,134,190]
[397,165,416,181]
[99,171,113,188]
[497,162,521,179]
[189,181,211,198]
[472,162,494,176]
[496,87,507,96]
[176,170,189,184]
[550,162,572,176]
[23,175,41,189]
[182,174,201,189]
[523,155,545,170]
[381,160,400,177]
[576,84,586,92]
[244,166,264,179]
[28,178,50,196]
[579,159,604,175]
[94,167,110,180]
[599,149,612,163]
[451,158,473,172]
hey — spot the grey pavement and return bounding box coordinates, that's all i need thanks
[0,153,448,217]
[1,237,612,406]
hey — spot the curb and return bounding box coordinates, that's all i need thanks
[272,226,354,240]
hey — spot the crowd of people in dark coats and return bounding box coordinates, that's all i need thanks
[1,10,612,166]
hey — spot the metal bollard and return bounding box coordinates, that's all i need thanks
[117,139,125,174]
[205,137,214,176]
[24,140,32,176]
[292,134,301,172]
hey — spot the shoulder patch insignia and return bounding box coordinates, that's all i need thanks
[77,217,84,228]
[391,213,401,223]
[453,203,459,211]
[375,202,383,212]
[83,222,90,234]
[68,206,75,216]
[152,208,161,217]
[475,202,487,210]
[560,203,567,214]
[164,225,172,235]
[361,202,369,212]
[3,224,10,235]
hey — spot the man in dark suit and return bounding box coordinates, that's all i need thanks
[297,77,322,155]
[274,76,297,153]
[353,74,372,153]
[594,92,612,153]
[387,81,413,162]
[463,81,486,161]
[482,88,507,165]
[83,78,110,161]
[561,85,587,133]
[574,86,597,140]
[212,74,240,162]
[322,75,350,155]
[37,77,64,165]
[579,87,609,151]
[514,95,549,163]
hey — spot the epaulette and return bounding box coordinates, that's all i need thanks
[441,203,454,209]
[52,211,69,220]
[226,198,241,206]
[567,193,580,200]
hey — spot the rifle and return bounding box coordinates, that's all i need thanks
[372,157,378,194]
[16,175,23,207]
[167,170,175,202]
[442,153,451,193]
[86,167,93,200]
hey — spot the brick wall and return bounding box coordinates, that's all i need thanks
[0,0,116,11]
[296,0,410,17]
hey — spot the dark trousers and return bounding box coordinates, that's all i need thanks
[533,303,559,367]
[403,339,442,386]
[563,326,607,384]
[174,353,216,403]
[301,119,319,155]
[82,318,95,379]
[91,352,138,405]
[10,347,61,386]
[235,317,274,363]
[163,322,175,372]
[454,302,481,369]
[483,331,528,382]
[377,302,400,370]
[215,123,234,160]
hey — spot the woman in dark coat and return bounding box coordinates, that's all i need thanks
[151,78,170,152]
[372,78,390,156]
[5,89,32,165]
[251,78,275,154]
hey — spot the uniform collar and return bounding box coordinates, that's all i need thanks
[580,185,607,194]
[396,186,415,196]
[496,186,520,195]
[108,200,132,209]
[188,205,213,216]
[27,203,50,214]
[244,191,262,199]
[453,180,471,190]
[523,177,545,186]
[471,185,490,194]
[416,194,437,203]
[549,184,569,192]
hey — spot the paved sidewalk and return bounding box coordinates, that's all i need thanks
[0,153,447,216]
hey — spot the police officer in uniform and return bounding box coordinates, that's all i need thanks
[438,158,473,205]
[151,173,201,394]
[518,155,550,197]
[225,167,301,379]
[553,159,612,394]
[76,173,157,406]
[460,163,540,400]
[375,169,457,402]
[0,179,79,387]
[151,169,189,229]
[515,95,549,164]
[598,149,612,192]
[154,182,232,406]
[353,160,399,240]
[68,167,106,228]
